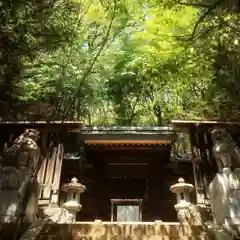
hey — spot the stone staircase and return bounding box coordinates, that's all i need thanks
[36,221,213,240]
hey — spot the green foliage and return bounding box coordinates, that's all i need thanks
[179,0,240,120]
[3,0,240,123]
[0,0,79,118]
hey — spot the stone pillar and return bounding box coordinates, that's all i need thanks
[62,177,86,222]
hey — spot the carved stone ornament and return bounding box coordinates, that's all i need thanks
[20,204,78,240]
[177,203,203,227]
[171,133,192,162]
[197,202,213,222]
[20,206,75,240]
[40,205,75,224]
[21,205,82,240]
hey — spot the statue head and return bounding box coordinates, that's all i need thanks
[211,128,233,171]
[0,129,40,168]
[16,129,40,151]
[211,128,230,142]
[211,128,229,152]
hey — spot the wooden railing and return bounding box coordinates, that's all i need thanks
[37,144,64,206]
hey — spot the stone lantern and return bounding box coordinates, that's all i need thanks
[170,178,202,226]
[62,177,86,222]
[170,178,194,205]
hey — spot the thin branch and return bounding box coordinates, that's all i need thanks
[61,1,117,120]
[127,88,143,125]
[78,0,93,23]
[174,0,211,8]
[176,0,228,40]
[46,1,93,120]
[191,0,226,40]
[193,23,221,40]
[218,17,240,33]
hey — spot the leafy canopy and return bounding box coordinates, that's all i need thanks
[3,0,240,123]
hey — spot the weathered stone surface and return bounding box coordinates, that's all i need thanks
[0,129,40,223]
[208,128,240,238]
[34,223,211,240]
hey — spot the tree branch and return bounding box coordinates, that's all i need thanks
[174,0,228,40]
[174,0,211,8]
[218,16,240,33]
[189,0,227,40]
[61,1,117,120]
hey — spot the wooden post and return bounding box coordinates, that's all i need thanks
[42,147,57,199]
[51,144,64,204]
[189,128,202,203]
[197,131,212,199]
[92,158,109,220]
[147,158,157,221]
[206,132,218,176]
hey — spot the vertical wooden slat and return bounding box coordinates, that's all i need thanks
[51,144,64,204]
[31,149,40,172]
[37,156,48,199]
[190,128,204,203]
[37,155,45,183]
[189,128,199,203]
[37,132,48,198]
[198,131,212,199]
[189,126,207,203]
[42,147,57,199]
[52,144,64,190]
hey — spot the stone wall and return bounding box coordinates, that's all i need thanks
[36,222,211,240]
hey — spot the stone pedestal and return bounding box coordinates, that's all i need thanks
[0,167,31,222]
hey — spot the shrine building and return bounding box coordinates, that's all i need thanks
[1,120,239,239]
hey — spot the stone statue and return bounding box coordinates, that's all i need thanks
[208,128,240,239]
[0,128,40,223]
